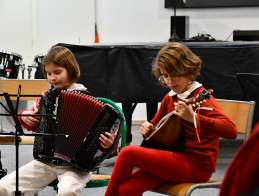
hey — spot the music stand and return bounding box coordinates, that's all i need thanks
[0,85,63,196]
[237,73,259,126]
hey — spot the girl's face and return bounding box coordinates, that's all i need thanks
[45,62,70,89]
[160,69,192,94]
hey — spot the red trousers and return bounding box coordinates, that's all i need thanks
[105,146,212,196]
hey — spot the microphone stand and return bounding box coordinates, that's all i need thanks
[168,6,182,42]
[0,85,65,196]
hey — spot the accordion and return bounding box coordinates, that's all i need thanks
[33,89,124,171]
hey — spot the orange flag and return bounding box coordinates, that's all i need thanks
[94,23,99,43]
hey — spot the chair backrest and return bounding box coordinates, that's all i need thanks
[215,99,255,141]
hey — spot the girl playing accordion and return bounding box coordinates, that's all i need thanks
[0,46,116,196]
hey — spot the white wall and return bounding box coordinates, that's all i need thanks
[96,0,259,42]
[0,0,33,73]
[96,0,169,42]
[1,0,95,79]
[36,0,95,54]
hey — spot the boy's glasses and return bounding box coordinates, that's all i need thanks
[159,75,179,84]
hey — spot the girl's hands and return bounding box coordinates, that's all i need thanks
[99,130,115,149]
[21,110,39,127]
[140,121,154,138]
[173,100,195,123]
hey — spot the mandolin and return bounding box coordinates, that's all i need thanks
[143,89,213,149]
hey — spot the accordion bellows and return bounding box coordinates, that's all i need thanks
[33,89,123,171]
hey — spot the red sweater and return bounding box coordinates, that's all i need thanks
[150,86,237,172]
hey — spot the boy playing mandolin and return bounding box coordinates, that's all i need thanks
[105,42,238,196]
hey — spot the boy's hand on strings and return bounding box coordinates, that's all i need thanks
[173,100,195,123]
[140,121,153,138]
[99,130,115,149]
[21,110,40,127]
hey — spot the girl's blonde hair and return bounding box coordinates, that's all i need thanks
[152,42,201,83]
[42,46,80,85]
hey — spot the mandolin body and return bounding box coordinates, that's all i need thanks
[145,111,182,148]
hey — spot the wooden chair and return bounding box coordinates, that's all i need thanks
[0,79,49,144]
[152,99,255,196]
[0,135,35,144]
[0,79,49,101]
[0,79,49,135]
